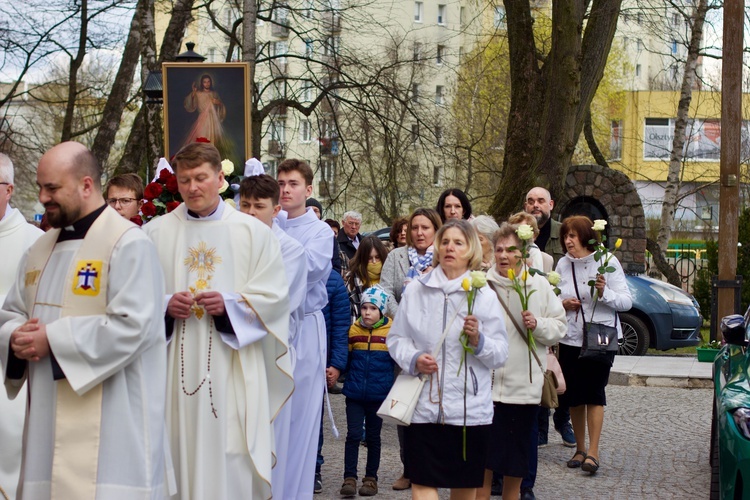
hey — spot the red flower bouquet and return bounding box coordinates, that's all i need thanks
[139,169,183,224]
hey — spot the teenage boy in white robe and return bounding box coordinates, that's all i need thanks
[276,159,334,499]
[144,142,293,500]
[0,142,169,499]
[0,153,43,500]
[238,172,307,500]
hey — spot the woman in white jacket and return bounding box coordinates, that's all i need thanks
[555,215,632,475]
[477,223,567,500]
[387,220,508,500]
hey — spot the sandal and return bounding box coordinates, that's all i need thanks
[581,456,600,474]
[567,450,587,468]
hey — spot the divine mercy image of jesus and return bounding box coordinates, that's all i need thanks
[181,74,233,157]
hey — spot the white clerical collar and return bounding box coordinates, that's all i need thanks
[186,199,225,221]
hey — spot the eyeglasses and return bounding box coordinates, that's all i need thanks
[0,182,9,186]
[107,197,137,207]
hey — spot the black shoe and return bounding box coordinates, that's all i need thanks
[328,383,343,394]
[314,473,322,494]
[521,488,536,500]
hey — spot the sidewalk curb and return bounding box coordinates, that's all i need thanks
[610,371,712,389]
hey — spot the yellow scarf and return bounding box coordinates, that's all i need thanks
[367,262,382,285]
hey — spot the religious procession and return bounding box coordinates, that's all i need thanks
[0,140,631,500]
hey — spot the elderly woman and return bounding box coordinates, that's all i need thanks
[508,212,553,273]
[555,215,632,475]
[477,223,567,500]
[436,188,473,223]
[471,215,500,271]
[387,220,508,499]
[380,208,442,316]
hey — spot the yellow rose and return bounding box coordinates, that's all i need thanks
[547,271,561,286]
[507,268,515,281]
[219,179,229,194]
[592,219,607,232]
[221,159,235,176]
[470,270,487,288]
[516,224,534,241]
[462,277,471,292]
[521,270,529,282]
[615,238,623,250]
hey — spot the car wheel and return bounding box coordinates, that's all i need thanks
[617,312,650,356]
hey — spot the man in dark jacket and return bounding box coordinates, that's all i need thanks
[337,210,364,261]
[315,269,350,492]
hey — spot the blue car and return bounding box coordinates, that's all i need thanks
[618,274,703,355]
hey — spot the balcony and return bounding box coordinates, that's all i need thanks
[322,12,341,32]
[272,21,290,38]
[320,98,339,115]
[270,60,288,77]
[319,138,339,156]
[268,140,285,157]
[318,179,337,198]
[270,104,287,117]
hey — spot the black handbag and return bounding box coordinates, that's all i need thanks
[571,264,618,365]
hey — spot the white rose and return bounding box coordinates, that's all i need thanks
[592,219,607,231]
[516,224,534,241]
[221,159,235,176]
[219,179,229,194]
[547,271,561,286]
[469,270,487,288]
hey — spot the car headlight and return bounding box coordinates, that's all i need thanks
[648,281,695,306]
[733,408,750,439]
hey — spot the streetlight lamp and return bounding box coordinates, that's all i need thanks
[143,42,205,105]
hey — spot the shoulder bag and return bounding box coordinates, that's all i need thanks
[571,263,618,365]
[496,298,559,409]
[377,305,459,426]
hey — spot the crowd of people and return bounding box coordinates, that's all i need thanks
[0,141,632,500]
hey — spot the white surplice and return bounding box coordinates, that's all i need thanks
[144,201,293,500]
[0,206,42,499]
[0,228,169,500]
[276,208,332,499]
[270,221,307,500]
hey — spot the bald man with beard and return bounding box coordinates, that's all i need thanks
[0,142,169,499]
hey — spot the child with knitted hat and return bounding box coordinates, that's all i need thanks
[339,287,394,497]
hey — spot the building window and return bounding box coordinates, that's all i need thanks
[302,80,313,102]
[672,13,680,26]
[635,64,641,76]
[413,42,421,62]
[207,47,217,62]
[433,165,441,186]
[636,39,644,51]
[271,41,288,63]
[304,39,314,57]
[458,46,464,63]
[671,39,678,54]
[435,125,443,145]
[300,120,312,143]
[266,160,278,178]
[436,45,444,64]
[459,6,465,25]
[411,123,419,143]
[412,84,419,103]
[636,12,642,24]
[304,0,314,18]
[273,5,289,25]
[435,85,444,105]
[437,4,445,24]
[207,9,217,31]
[609,120,622,160]
[324,36,340,56]
[271,119,286,143]
[414,1,423,22]
[320,159,335,183]
[494,6,505,28]
[622,36,628,49]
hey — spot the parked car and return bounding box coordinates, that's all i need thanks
[619,274,703,355]
[711,311,750,500]
[367,227,702,355]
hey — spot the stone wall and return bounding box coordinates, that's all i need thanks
[554,164,647,273]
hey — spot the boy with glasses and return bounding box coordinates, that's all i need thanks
[104,173,143,221]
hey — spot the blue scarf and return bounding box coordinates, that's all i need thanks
[402,245,434,293]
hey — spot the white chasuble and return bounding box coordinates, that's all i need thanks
[144,203,292,500]
[0,206,42,500]
[0,208,169,500]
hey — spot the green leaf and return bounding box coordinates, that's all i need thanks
[587,279,596,287]
[605,266,616,273]
[588,239,596,245]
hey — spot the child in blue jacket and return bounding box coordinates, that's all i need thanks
[339,287,394,497]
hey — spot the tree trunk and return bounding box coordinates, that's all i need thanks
[490,0,621,218]
[243,0,260,158]
[116,0,196,174]
[60,0,87,142]
[91,0,145,171]
[584,105,609,168]
[653,0,708,287]
[647,238,682,287]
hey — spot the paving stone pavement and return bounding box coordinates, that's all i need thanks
[317,385,712,499]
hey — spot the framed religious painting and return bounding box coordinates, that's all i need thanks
[162,62,251,168]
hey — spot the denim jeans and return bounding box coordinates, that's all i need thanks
[344,397,383,480]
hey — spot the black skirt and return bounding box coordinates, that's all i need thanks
[486,402,538,478]
[558,342,613,407]
[403,423,491,488]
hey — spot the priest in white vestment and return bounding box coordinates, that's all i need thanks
[0,142,169,500]
[144,143,293,500]
[0,153,43,500]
